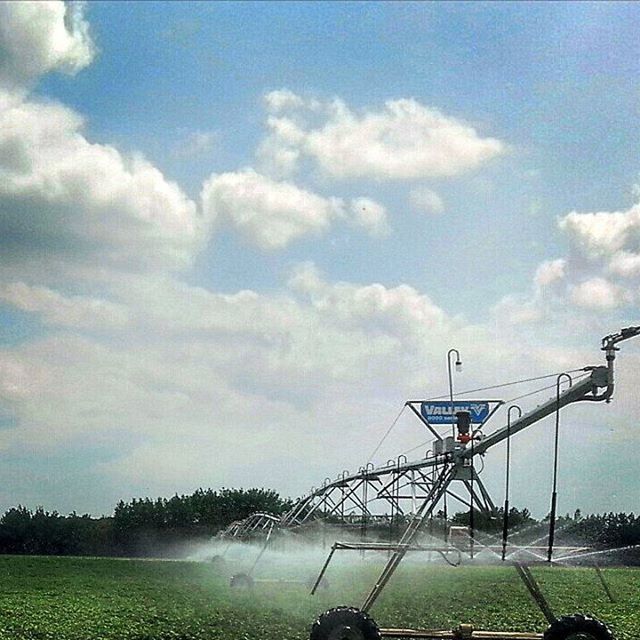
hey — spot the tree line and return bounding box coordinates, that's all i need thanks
[0,488,292,557]
[0,489,637,563]
[449,507,640,564]
[450,507,640,549]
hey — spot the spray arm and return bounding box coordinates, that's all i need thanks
[601,325,640,350]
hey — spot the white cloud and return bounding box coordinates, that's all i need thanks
[492,294,543,326]
[263,88,307,112]
[0,263,459,442]
[570,277,631,310]
[557,202,640,309]
[608,251,640,278]
[172,130,216,160]
[256,116,304,177]
[201,168,345,249]
[1,261,636,514]
[260,91,505,180]
[0,1,94,94]
[493,198,640,325]
[559,205,640,258]
[288,262,449,333]
[534,258,566,289]
[0,1,204,280]
[0,266,462,506]
[560,203,640,285]
[0,264,483,482]
[349,197,390,237]
[0,98,204,275]
[409,186,445,215]
[492,259,567,327]
[0,282,129,328]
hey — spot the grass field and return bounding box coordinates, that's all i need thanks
[0,555,637,640]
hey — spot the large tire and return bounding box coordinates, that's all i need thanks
[310,607,381,640]
[210,555,226,570]
[544,615,615,640]
[229,572,254,589]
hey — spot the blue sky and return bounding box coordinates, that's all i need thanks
[37,1,640,305]
[0,1,639,518]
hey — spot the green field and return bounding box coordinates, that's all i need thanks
[0,555,637,640]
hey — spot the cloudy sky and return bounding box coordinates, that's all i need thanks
[0,1,639,518]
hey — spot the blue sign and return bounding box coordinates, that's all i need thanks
[420,401,490,425]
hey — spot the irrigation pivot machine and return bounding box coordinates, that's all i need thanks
[220,326,640,640]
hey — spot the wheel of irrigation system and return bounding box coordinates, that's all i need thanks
[229,572,254,589]
[309,607,381,640]
[544,615,615,640]
[209,555,226,570]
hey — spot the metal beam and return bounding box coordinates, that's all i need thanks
[469,367,608,457]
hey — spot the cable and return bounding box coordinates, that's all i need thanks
[395,374,589,460]
[504,371,589,404]
[366,404,407,465]
[399,439,431,458]
[423,368,587,401]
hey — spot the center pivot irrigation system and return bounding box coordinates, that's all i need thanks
[218,326,640,640]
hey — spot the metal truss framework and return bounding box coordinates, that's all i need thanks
[223,512,280,538]
[219,326,640,574]
[280,457,496,529]
[221,430,499,542]
[220,372,600,541]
